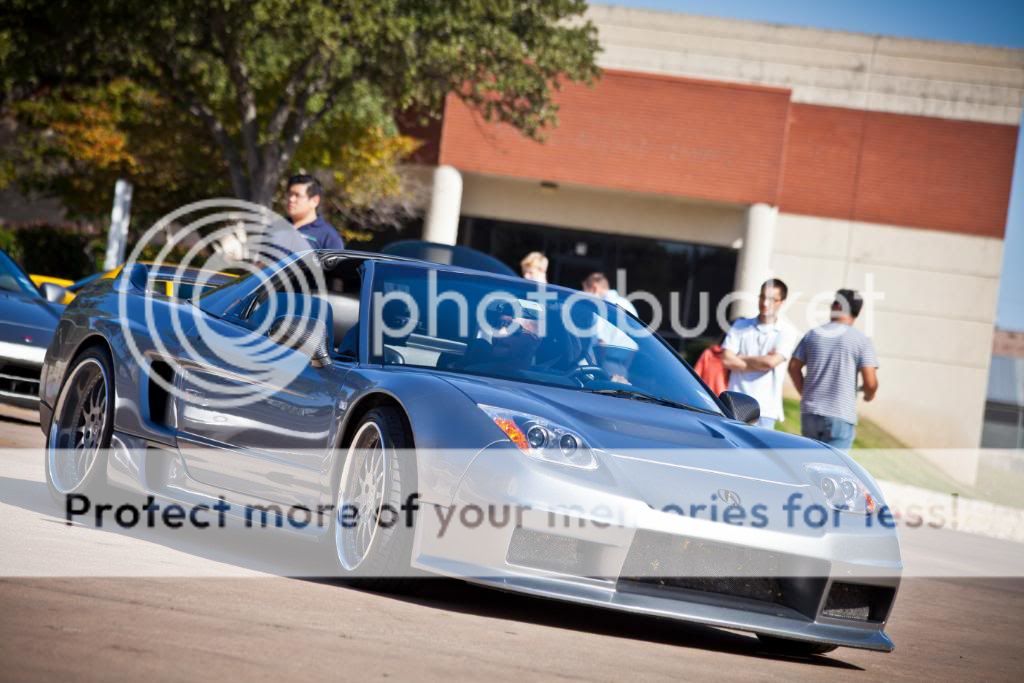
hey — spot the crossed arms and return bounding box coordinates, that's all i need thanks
[722,349,786,373]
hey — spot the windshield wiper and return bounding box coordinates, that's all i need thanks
[583,388,717,415]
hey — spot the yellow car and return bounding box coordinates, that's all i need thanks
[29,274,76,304]
[31,263,237,303]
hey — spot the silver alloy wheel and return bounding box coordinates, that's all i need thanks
[47,357,109,494]
[335,421,388,571]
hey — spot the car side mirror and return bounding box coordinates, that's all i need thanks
[39,282,68,304]
[267,314,332,368]
[719,391,761,425]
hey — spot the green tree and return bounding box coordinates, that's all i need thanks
[3,79,230,224]
[1,0,599,208]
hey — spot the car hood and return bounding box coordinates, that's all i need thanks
[440,374,860,518]
[0,290,61,351]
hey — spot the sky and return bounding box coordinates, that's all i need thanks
[596,0,1024,331]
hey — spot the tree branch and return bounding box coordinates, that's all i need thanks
[277,74,347,173]
[265,51,322,140]
[149,51,249,199]
[211,9,260,186]
[254,57,346,202]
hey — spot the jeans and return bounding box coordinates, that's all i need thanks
[801,413,855,451]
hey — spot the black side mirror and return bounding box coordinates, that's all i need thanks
[268,314,332,368]
[719,391,761,425]
[39,282,68,304]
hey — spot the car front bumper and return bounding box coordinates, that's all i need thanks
[0,341,45,409]
[413,444,901,652]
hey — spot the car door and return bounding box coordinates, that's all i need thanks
[174,267,352,509]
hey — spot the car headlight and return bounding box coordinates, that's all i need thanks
[805,463,877,514]
[477,404,597,470]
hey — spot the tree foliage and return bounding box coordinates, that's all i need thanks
[2,79,229,223]
[1,0,599,215]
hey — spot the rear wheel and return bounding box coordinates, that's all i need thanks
[757,634,838,656]
[329,406,418,590]
[45,347,114,503]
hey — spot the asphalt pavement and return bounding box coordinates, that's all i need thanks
[1,404,1021,682]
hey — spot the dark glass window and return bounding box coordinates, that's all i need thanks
[460,216,738,353]
[982,402,1024,448]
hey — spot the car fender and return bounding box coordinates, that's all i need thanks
[334,368,506,506]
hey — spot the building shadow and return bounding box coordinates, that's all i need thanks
[324,577,864,669]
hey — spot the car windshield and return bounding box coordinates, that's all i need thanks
[0,250,41,298]
[369,263,723,414]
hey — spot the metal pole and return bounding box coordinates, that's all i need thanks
[104,179,133,271]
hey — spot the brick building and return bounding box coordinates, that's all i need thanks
[992,330,1024,358]
[408,5,1021,448]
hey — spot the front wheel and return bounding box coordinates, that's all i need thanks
[756,634,838,656]
[45,347,115,503]
[329,406,418,589]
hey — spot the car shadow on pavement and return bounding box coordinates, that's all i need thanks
[0,409,40,429]
[0,476,331,576]
[0,474,863,669]
[315,578,866,670]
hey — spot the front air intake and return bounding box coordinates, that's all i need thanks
[507,528,605,576]
[822,582,896,623]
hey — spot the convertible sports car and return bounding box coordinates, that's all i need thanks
[38,248,901,656]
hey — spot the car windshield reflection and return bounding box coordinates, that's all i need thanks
[0,249,43,298]
[369,263,722,415]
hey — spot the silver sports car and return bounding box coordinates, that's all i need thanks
[39,249,901,656]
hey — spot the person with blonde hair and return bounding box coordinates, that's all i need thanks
[520,251,548,283]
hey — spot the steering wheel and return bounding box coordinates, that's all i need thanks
[570,364,610,385]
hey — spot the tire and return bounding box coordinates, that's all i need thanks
[327,406,418,590]
[756,634,838,656]
[44,347,115,505]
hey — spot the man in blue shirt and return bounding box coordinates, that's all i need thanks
[284,174,345,251]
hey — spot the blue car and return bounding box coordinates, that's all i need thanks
[0,249,65,408]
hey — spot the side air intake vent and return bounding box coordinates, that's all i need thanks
[148,361,176,428]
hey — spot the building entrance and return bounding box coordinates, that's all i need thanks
[459,216,738,352]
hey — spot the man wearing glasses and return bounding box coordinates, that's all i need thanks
[721,279,798,430]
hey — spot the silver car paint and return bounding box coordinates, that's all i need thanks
[39,251,902,652]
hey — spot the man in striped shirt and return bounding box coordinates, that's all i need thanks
[788,289,879,451]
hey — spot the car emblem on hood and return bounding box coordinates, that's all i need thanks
[23,336,32,344]
[717,489,741,506]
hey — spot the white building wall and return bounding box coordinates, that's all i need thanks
[582,6,1018,448]
[458,172,747,247]
[588,4,1024,125]
[770,214,1004,447]
[433,171,1005,447]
